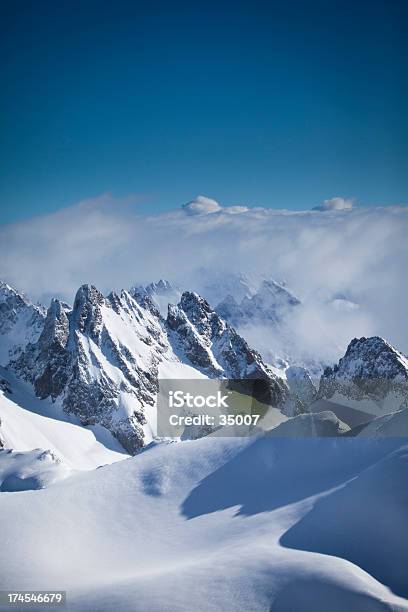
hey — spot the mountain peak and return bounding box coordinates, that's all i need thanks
[179,291,213,319]
[215,277,300,328]
[72,284,105,336]
[73,284,104,308]
[146,279,176,294]
[318,336,408,419]
[340,336,408,377]
[0,281,29,307]
[0,282,46,366]
[38,298,70,351]
[167,291,289,407]
[257,280,301,306]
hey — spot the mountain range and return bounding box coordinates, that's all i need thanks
[1,278,408,455]
[1,276,408,611]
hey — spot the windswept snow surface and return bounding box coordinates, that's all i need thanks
[0,436,407,611]
[0,448,71,492]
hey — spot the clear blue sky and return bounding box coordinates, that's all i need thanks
[1,0,407,223]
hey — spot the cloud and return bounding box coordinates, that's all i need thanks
[182,195,249,216]
[1,194,407,363]
[182,195,222,215]
[314,196,354,211]
[223,205,249,214]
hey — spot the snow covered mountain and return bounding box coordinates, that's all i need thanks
[2,277,408,451]
[213,278,330,375]
[128,275,335,377]
[0,281,45,366]
[216,279,301,327]
[167,291,288,405]
[1,277,408,611]
[7,283,289,454]
[317,336,408,418]
[194,270,258,306]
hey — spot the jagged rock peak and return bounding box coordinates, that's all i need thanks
[0,281,46,366]
[180,291,213,319]
[146,279,177,294]
[73,284,105,309]
[130,279,178,298]
[317,336,408,418]
[0,281,26,303]
[38,299,70,350]
[257,279,301,306]
[11,283,169,454]
[0,280,43,312]
[173,291,226,341]
[72,284,105,336]
[325,336,408,380]
[166,290,289,408]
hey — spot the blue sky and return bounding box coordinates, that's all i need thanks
[1,0,407,224]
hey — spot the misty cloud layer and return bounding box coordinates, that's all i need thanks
[1,194,407,362]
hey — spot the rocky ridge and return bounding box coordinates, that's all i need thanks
[9,284,290,453]
[318,336,408,416]
[0,282,45,366]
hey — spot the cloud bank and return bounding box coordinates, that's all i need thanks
[1,193,407,362]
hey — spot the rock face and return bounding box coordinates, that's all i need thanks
[0,282,45,366]
[167,291,289,407]
[12,286,168,454]
[11,285,290,453]
[0,378,12,395]
[318,336,408,416]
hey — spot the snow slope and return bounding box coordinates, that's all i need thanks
[0,436,407,611]
[0,369,127,470]
[358,407,408,437]
[0,448,71,492]
[281,444,408,599]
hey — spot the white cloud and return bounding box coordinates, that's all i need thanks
[223,205,249,214]
[314,196,354,211]
[181,195,249,216]
[1,194,407,362]
[182,195,222,215]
